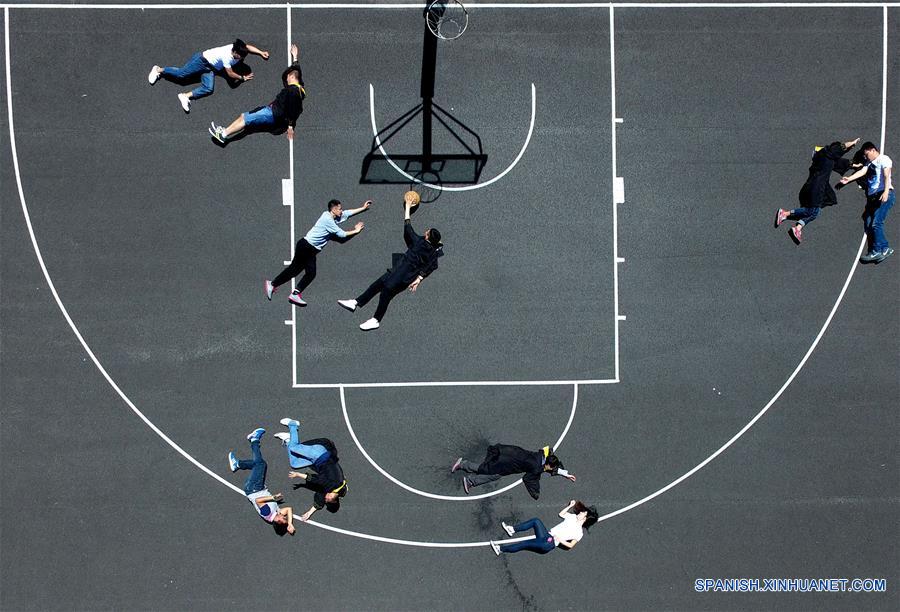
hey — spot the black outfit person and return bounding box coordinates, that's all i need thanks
[457,444,566,500]
[355,220,443,322]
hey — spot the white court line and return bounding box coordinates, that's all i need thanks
[339,384,578,500]
[881,5,888,150]
[1,3,899,9]
[610,4,623,382]
[7,4,890,548]
[286,4,298,388]
[295,379,619,388]
[368,83,535,192]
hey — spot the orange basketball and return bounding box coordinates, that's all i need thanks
[404,190,421,207]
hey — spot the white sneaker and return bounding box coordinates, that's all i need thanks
[490,541,501,556]
[280,418,300,427]
[502,521,515,537]
[288,290,307,307]
[265,280,275,301]
[148,65,161,85]
[178,92,191,113]
[337,299,358,312]
[359,318,380,331]
[273,432,290,446]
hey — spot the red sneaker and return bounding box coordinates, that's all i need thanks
[775,208,789,227]
[790,224,803,244]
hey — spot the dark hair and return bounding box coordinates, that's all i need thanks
[427,228,442,247]
[569,501,599,532]
[232,38,249,58]
[545,454,560,471]
[327,199,342,211]
[583,506,599,531]
[272,521,288,536]
[282,65,304,89]
[861,141,878,153]
[829,141,847,153]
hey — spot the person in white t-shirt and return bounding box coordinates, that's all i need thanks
[490,500,598,555]
[227,427,296,536]
[148,38,270,113]
[840,142,895,263]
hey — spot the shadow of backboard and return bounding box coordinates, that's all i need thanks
[361,152,487,185]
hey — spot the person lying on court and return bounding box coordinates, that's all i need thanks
[451,443,576,499]
[774,137,860,244]
[274,419,347,522]
[210,43,305,144]
[227,427,296,536]
[148,38,270,114]
[337,191,443,331]
[266,198,370,307]
[489,500,599,556]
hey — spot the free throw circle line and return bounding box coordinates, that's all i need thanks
[368,82,536,191]
[340,384,579,501]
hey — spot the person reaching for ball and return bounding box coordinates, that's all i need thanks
[337,191,443,331]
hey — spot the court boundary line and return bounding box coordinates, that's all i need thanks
[339,384,578,500]
[6,4,890,547]
[1,3,898,10]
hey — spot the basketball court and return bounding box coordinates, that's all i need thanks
[1,1,898,610]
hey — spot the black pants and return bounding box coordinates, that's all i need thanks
[356,271,405,322]
[273,239,318,292]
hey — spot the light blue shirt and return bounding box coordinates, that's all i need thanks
[865,154,893,196]
[304,210,353,250]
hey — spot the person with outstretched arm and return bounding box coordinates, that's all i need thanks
[337,193,443,331]
[210,43,305,144]
[227,427,296,536]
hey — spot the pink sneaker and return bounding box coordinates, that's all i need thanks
[774,208,789,227]
[265,279,276,301]
[790,224,803,244]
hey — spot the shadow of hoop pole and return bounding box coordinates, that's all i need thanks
[361,1,486,190]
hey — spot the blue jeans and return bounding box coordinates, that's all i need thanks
[286,423,330,469]
[789,207,820,225]
[243,105,276,128]
[499,518,556,554]
[161,52,215,99]
[864,190,895,252]
[238,439,267,495]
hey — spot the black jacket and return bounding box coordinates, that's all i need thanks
[301,438,346,509]
[477,444,562,500]
[798,142,847,208]
[269,81,305,127]
[384,221,443,289]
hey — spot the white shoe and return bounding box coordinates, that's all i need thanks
[265,280,275,301]
[359,318,380,331]
[148,65,161,85]
[502,521,515,537]
[490,541,501,556]
[288,290,307,307]
[273,432,290,446]
[337,299,357,312]
[178,92,191,113]
[280,418,300,427]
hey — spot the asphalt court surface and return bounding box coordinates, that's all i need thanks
[2,3,899,611]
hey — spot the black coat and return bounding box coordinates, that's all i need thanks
[383,221,443,290]
[477,444,561,500]
[301,438,345,510]
[798,142,847,208]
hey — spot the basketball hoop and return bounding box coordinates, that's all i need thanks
[425,0,468,41]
